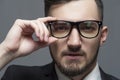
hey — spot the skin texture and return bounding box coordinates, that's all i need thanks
[49,0,108,79]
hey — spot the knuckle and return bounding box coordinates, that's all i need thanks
[14,19,24,26]
[37,18,42,21]
[15,19,22,23]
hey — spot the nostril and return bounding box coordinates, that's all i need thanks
[67,37,82,52]
[68,45,80,52]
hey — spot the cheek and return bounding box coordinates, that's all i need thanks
[50,39,66,59]
[82,38,100,60]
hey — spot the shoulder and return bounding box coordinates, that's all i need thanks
[1,62,55,80]
[5,62,54,72]
[100,68,120,80]
[4,63,51,74]
[104,73,120,80]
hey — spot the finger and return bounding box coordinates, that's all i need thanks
[41,22,50,42]
[14,19,40,37]
[37,16,57,23]
[33,20,44,41]
[38,37,58,48]
[48,37,58,45]
[37,17,57,42]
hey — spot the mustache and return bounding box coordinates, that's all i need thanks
[61,49,86,57]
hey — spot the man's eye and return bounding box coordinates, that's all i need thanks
[80,25,97,32]
[56,26,66,30]
[84,26,95,30]
[54,24,69,31]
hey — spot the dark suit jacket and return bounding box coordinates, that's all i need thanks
[1,62,119,80]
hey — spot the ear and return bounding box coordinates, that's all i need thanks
[100,26,108,46]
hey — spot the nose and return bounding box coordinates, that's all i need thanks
[67,28,81,52]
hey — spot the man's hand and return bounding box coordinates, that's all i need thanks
[0,17,57,69]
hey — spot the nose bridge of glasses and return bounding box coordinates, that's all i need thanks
[69,22,81,38]
[69,22,80,34]
[70,21,79,27]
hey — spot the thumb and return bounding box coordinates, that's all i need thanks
[48,37,58,45]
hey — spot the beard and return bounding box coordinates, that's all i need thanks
[49,46,99,77]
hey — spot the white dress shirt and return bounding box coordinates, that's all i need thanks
[55,63,101,80]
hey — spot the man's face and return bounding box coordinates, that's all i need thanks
[49,0,107,77]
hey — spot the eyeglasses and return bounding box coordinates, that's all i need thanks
[47,20,102,39]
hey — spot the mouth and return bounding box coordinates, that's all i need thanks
[62,52,85,60]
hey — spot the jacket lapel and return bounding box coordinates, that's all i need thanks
[40,62,58,80]
[100,67,115,80]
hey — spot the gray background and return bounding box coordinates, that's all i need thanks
[0,0,120,79]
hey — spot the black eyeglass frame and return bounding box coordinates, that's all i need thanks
[47,20,103,39]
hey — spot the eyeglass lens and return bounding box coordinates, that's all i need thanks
[48,20,101,38]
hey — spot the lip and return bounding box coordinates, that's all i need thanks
[62,52,84,60]
[63,52,84,56]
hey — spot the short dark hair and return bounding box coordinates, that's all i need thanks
[44,0,104,20]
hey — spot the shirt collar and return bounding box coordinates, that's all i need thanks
[55,63,101,80]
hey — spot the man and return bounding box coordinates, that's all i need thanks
[0,0,119,80]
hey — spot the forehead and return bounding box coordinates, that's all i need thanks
[49,0,99,22]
